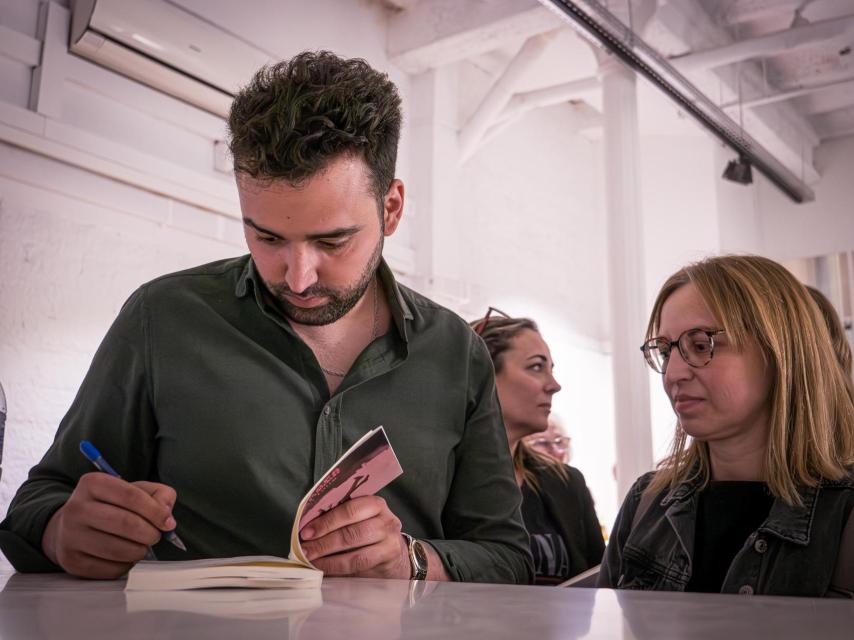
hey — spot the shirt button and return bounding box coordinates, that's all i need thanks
[754,538,768,554]
[738,585,754,595]
[323,406,331,416]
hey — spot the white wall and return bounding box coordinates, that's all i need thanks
[0,143,247,510]
[638,132,721,461]
[457,97,618,528]
[755,134,854,263]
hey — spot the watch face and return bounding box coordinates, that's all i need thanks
[411,539,428,578]
[412,540,428,568]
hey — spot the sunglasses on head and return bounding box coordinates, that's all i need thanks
[473,306,512,336]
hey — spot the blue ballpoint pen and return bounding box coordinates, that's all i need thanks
[79,440,187,553]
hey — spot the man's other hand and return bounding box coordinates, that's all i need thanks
[299,495,410,578]
[42,472,177,579]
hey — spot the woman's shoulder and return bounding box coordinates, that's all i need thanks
[528,460,582,490]
[533,463,603,503]
[628,470,658,498]
[819,466,854,492]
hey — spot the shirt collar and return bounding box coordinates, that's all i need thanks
[234,255,255,298]
[234,255,413,340]
[377,259,413,341]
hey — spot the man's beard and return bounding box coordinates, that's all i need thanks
[266,236,384,326]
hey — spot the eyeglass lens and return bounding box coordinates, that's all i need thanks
[645,329,715,373]
[530,437,569,450]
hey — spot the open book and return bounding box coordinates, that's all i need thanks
[125,426,403,591]
[126,586,324,620]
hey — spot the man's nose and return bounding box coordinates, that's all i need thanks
[284,246,319,294]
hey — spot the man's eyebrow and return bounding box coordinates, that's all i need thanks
[305,225,363,240]
[243,218,281,238]
[243,218,363,240]
[526,354,548,362]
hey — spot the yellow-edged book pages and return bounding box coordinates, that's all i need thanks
[125,556,322,591]
[125,583,324,619]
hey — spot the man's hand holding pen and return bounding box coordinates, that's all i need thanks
[41,473,179,579]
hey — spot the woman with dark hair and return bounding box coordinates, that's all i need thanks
[471,311,604,584]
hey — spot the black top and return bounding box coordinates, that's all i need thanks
[687,481,775,593]
[521,483,571,584]
[523,463,605,585]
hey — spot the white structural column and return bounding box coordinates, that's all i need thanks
[600,57,654,500]
[408,66,467,305]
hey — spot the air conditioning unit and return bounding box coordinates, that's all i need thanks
[69,0,273,118]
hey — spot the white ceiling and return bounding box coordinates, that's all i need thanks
[382,0,854,186]
[166,0,854,183]
[696,0,854,142]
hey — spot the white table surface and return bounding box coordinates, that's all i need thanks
[0,570,850,639]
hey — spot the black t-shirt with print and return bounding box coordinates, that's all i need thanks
[521,483,571,585]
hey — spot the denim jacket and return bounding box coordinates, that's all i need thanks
[598,469,854,597]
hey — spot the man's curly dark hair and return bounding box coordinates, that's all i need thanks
[227,50,402,206]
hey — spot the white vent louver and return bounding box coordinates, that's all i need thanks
[69,0,273,118]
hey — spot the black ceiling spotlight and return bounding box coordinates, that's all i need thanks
[722,156,753,185]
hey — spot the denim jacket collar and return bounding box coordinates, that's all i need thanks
[659,472,705,507]
[759,484,819,546]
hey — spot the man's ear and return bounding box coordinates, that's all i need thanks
[382,179,405,236]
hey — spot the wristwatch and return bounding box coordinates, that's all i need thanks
[401,533,428,580]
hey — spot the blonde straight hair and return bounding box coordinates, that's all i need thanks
[646,255,854,505]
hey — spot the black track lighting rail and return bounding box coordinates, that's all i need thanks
[544,0,815,203]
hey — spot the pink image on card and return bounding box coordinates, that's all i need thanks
[298,427,403,531]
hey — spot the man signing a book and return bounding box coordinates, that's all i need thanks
[0,51,534,584]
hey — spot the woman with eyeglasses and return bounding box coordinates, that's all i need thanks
[524,417,571,465]
[471,311,604,584]
[598,255,854,597]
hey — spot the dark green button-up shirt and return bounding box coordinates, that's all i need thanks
[0,256,533,583]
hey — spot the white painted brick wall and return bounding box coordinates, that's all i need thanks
[0,145,247,519]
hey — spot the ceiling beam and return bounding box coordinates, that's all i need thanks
[387,0,561,74]
[721,76,854,111]
[796,77,854,115]
[671,13,854,73]
[458,31,558,163]
[482,100,601,148]
[379,0,419,11]
[714,0,802,26]
[651,0,820,183]
[498,75,600,125]
[816,123,854,141]
[812,106,854,140]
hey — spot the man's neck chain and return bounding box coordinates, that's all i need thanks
[320,278,379,378]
